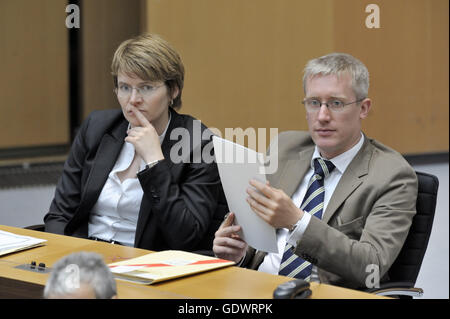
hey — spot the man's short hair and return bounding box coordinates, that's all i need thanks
[111,33,185,109]
[303,53,369,100]
[43,252,117,299]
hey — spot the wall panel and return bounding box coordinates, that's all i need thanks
[146,0,448,154]
[81,0,144,119]
[147,0,334,149]
[333,0,449,154]
[0,0,69,149]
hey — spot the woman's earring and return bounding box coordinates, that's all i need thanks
[169,100,174,107]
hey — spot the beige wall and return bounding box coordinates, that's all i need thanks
[81,0,144,119]
[0,0,143,155]
[333,0,449,154]
[0,1,447,155]
[0,0,69,148]
[146,0,449,154]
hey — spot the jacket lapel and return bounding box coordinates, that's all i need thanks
[269,147,314,197]
[75,121,128,225]
[322,138,372,224]
[161,108,184,168]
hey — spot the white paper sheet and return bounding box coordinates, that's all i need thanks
[213,136,278,253]
[0,230,47,256]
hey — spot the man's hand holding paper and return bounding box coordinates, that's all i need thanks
[246,179,303,230]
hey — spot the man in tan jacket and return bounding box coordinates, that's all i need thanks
[213,53,418,289]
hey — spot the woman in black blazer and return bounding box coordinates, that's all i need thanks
[44,34,227,252]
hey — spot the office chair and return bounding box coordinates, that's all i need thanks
[366,171,439,298]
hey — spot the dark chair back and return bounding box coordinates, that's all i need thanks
[387,171,439,284]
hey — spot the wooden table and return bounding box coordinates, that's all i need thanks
[0,225,386,299]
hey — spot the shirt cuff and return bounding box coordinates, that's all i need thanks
[236,252,246,267]
[287,212,311,246]
[214,251,246,267]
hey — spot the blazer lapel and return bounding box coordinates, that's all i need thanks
[76,121,127,222]
[271,147,314,198]
[322,138,372,224]
[160,108,184,169]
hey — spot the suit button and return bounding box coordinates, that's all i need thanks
[151,194,160,203]
[301,253,313,262]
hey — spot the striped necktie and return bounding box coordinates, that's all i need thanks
[278,157,335,281]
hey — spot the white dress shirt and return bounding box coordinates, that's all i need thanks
[88,114,171,246]
[257,133,364,281]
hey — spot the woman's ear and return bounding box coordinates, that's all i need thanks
[171,86,180,101]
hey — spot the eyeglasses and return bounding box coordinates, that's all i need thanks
[302,97,365,112]
[116,83,164,99]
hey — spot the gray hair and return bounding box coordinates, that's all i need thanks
[303,53,369,100]
[43,252,117,299]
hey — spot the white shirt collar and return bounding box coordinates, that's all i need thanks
[311,132,364,174]
[158,112,171,144]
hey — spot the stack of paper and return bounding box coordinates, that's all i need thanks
[108,250,235,284]
[0,230,47,257]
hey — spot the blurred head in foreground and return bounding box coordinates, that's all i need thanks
[44,251,117,299]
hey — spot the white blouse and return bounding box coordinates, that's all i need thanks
[88,116,171,246]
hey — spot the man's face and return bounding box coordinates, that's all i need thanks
[304,73,370,159]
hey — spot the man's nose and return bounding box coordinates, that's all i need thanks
[317,104,331,121]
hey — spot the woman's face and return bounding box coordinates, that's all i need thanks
[116,72,178,132]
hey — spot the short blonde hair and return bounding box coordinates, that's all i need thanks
[111,34,185,109]
[303,53,369,100]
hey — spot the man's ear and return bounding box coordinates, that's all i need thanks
[359,98,371,119]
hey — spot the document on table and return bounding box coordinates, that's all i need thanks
[213,136,278,253]
[0,230,47,257]
[109,250,235,284]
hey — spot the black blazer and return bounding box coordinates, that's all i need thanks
[44,108,227,252]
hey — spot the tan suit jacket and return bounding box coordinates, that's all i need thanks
[243,131,418,289]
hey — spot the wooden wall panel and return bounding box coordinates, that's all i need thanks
[0,0,69,148]
[81,0,144,119]
[333,0,449,154]
[146,0,334,150]
[146,0,448,154]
